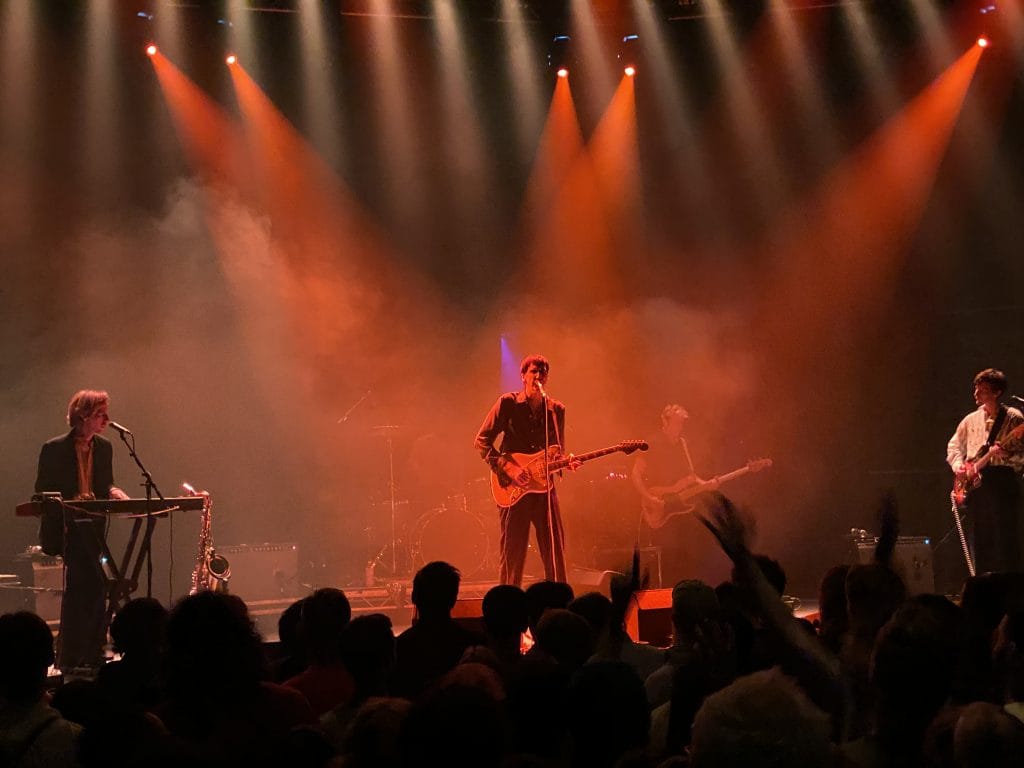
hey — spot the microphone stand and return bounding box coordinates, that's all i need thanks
[337,390,372,424]
[118,431,165,597]
[540,386,563,583]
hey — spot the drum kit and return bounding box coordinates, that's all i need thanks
[364,426,495,584]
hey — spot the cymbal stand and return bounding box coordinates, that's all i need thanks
[387,432,398,576]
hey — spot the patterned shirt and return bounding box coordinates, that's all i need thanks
[946,406,1024,473]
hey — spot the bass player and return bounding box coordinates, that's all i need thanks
[947,368,1024,574]
[475,354,578,586]
[632,404,719,585]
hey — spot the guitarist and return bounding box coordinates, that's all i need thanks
[946,368,1024,574]
[632,404,718,585]
[475,355,575,587]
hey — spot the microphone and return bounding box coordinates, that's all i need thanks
[1011,395,1024,406]
[536,381,548,399]
[109,421,133,436]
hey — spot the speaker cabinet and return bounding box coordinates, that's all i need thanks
[452,597,486,635]
[852,536,935,595]
[217,543,300,601]
[623,588,673,648]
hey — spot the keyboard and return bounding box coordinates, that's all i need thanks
[15,495,206,517]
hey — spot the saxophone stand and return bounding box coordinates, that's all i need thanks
[107,429,166,624]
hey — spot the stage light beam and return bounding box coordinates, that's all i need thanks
[226,54,237,66]
[146,44,157,56]
[977,36,989,48]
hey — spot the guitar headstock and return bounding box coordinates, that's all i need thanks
[618,440,649,455]
[747,458,772,472]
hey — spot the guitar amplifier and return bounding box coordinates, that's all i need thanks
[216,543,300,602]
[851,535,935,595]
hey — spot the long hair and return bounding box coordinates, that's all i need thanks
[67,389,110,429]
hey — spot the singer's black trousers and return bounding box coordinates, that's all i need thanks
[498,490,566,587]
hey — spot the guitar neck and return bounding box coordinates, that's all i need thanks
[672,466,750,502]
[716,466,752,484]
[548,445,622,471]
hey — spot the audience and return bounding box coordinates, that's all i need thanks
[0,611,83,768]
[283,587,355,715]
[8,490,1024,768]
[391,561,484,699]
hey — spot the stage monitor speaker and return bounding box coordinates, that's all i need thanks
[591,547,663,589]
[217,543,300,602]
[568,566,621,598]
[623,588,673,648]
[452,597,486,635]
[852,536,935,595]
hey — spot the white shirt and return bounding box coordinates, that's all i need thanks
[946,406,1024,473]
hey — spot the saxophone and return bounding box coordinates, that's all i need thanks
[184,483,231,594]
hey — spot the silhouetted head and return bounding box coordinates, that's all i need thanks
[300,587,352,664]
[525,580,575,634]
[671,579,719,640]
[690,668,832,768]
[340,613,395,695]
[0,611,54,703]
[534,609,594,671]
[871,597,962,736]
[568,592,613,637]
[164,591,264,698]
[565,661,650,768]
[110,597,167,658]
[845,564,906,640]
[482,584,528,640]
[411,561,461,619]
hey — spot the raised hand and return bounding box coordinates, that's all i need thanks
[695,492,753,562]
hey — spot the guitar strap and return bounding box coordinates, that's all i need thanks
[977,405,1008,461]
[679,437,696,477]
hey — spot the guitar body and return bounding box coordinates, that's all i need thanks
[641,483,697,530]
[641,459,773,530]
[489,440,649,508]
[951,421,1024,508]
[490,447,560,508]
[952,469,981,508]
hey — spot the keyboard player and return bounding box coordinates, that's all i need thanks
[34,390,129,671]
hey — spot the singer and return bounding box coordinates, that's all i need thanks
[947,369,1024,574]
[475,355,569,586]
[35,389,129,671]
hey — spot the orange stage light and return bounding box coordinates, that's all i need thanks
[557,67,569,78]
[624,66,636,77]
[226,54,237,66]
[977,37,989,48]
[146,44,157,57]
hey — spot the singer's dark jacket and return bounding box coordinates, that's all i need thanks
[35,430,116,500]
[475,391,567,470]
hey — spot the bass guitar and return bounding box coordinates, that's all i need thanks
[950,421,1024,512]
[951,422,1024,508]
[490,440,649,508]
[642,458,772,530]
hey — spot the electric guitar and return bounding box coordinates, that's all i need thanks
[641,458,772,530]
[951,422,1024,507]
[490,440,649,508]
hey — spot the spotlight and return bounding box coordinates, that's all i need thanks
[226,54,237,65]
[977,36,989,48]
[618,34,639,77]
[547,34,571,78]
[145,44,157,57]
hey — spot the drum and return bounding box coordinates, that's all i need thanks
[411,506,490,579]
